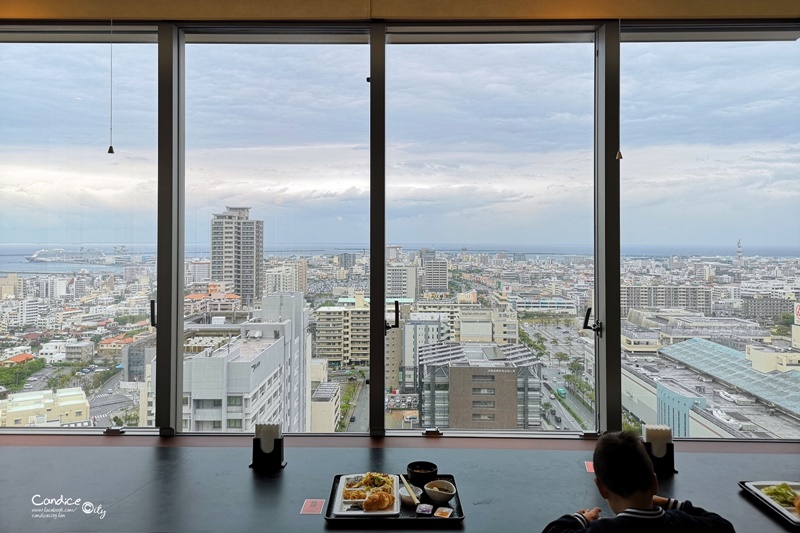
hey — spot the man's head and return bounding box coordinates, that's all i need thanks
[593,430,655,499]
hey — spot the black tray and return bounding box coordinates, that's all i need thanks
[325,474,465,529]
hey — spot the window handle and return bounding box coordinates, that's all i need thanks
[582,307,602,338]
[384,300,399,335]
[150,299,157,327]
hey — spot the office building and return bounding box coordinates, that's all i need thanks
[423,259,449,294]
[179,293,309,433]
[418,342,542,430]
[121,333,157,382]
[210,206,264,307]
[336,253,356,270]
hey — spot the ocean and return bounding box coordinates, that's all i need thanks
[1,242,798,275]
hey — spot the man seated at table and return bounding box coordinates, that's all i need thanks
[542,430,735,532]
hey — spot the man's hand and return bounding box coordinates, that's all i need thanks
[578,507,602,522]
[652,495,670,508]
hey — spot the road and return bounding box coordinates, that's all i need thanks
[523,322,597,431]
[21,365,134,427]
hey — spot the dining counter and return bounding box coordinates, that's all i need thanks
[0,434,797,532]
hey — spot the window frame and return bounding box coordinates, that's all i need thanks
[4,19,794,440]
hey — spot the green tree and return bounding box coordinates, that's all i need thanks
[567,360,584,376]
[116,314,148,325]
[777,312,793,327]
[124,409,139,427]
[555,352,569,366]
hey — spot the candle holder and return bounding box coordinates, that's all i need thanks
[644,441,677,478]
[249,437,287,473]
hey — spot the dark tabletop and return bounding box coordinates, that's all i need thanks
[0,442,797,532]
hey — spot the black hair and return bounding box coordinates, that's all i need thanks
[593,430,655,498]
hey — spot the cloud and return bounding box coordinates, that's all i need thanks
[1,39,798,250]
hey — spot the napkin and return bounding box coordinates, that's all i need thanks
[642,424,672,458]
[255,423,281,453]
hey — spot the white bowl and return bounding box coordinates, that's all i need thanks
[398,484,423,506]
[424,480,456,504]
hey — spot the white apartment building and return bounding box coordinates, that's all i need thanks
[315,292,370,367]
[0,388,90,427]
[414,300,480,334]
[185,259,211,285]
[38,340,67,363]
[507,295,578,315]
[14,299,41,328]
[264,259,308,296]
[620,285,713,315]
[309,382,340,433]
[457,308,519,345]
[37,277,69,299]
[386,245,402,261]
[210,206,264,307]
[386,264,417,300]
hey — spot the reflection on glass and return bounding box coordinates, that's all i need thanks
[184,42,370,434]
[0,41,158,429]
[385,42,596,433]
[620,40,800,439]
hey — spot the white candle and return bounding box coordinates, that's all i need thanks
[643,424,672,458]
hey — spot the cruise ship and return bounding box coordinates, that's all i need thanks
[26,247,110,264]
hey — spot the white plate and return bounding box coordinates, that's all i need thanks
[332,473,400,517]
[740,480,800,526]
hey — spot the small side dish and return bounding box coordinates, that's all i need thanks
[424,479,457,504]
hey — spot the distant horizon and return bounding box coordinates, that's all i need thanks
[1,241,799,258]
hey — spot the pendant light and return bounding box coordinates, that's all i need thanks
[108,19,114,154]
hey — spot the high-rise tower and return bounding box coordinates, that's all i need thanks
[210,207,264,307]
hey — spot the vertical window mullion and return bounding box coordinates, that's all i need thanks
[369,23,387,437]
[594,20,622,433]
[155,23,185,436]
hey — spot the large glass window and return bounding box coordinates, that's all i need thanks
[9,23,796,441]
[0,34,158,429]
[183,35,370,434]
[385,36,597,433]
[620,37,800,439]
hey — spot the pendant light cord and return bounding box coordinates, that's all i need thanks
[109,19,114,148]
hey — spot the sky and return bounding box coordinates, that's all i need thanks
[0,37,798,254]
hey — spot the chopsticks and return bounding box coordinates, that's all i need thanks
[399,474,420,506]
